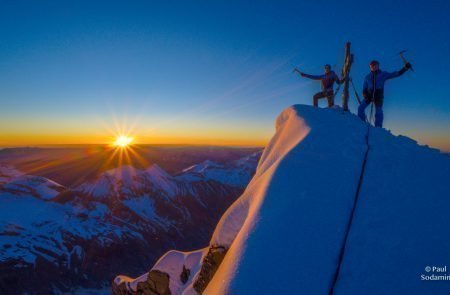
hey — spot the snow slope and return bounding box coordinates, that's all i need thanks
[206,105,369,294]
[116,105,450,294]
[333,128,450,294]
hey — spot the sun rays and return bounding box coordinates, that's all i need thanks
[113,135,133,148]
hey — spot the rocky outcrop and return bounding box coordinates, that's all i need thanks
[193,246,228,294]
[113,270,171,295]
[180,265,191,285]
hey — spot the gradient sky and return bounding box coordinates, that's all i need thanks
[1,1,449,150]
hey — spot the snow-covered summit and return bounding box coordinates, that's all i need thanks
[114,105,450,295]
[76,164,177,199]
[179,152,261,187]
[76,158,258,201]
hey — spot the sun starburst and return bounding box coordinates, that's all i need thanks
[113,135,133,147]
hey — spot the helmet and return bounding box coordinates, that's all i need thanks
[324,64,331,69]
[369,60,379,66]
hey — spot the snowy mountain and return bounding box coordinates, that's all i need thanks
[0,153,260,294]
[114,105,450,295]
[179,153,259,187]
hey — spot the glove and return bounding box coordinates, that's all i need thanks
[293,68,305,76]
[404,62,412,70]
[363,89,370,101]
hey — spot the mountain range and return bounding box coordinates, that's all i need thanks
[0,152,260,294]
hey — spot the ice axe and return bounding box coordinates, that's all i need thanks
[399,50,414,72]
[292,67,301,75]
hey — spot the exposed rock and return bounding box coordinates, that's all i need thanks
[137,270,171,295]
[112,270,171,295]
[193,246,227,294]
[111,279,130,295]
[180,264,191,284]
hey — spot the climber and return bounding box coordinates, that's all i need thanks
[294,64,343,108]
[358,60,412,127]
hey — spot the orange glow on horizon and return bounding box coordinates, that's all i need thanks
[2,130,450,151]
[0,133,269,148]
[0,112,271,148]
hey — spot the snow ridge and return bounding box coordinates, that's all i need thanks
[206,105,368,295]
[116,104,450,295]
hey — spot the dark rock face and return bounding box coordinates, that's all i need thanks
[180,265,191,285]
[113,270,171,295]
[193,246,228,294]
[137,270,171,295]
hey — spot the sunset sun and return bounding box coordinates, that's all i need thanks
[113,135,133,147]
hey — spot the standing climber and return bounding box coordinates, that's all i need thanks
[294,64,343,107]
[358,60,411,127]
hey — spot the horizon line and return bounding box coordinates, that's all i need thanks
[0,143,266,149]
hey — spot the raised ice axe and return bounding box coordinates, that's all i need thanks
[399,50,414,72]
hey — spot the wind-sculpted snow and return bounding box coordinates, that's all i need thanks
[116,105,450,295]
[207,105,368,294]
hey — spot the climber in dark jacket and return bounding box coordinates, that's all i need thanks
[358,60,411,127]
[294,64,343,107]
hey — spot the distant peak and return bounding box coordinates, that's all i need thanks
[146,164,170,177]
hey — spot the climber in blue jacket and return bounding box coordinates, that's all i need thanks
[294,64,343,108]
[358,60,411,127]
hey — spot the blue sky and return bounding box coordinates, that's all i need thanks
[1,0,449,149]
